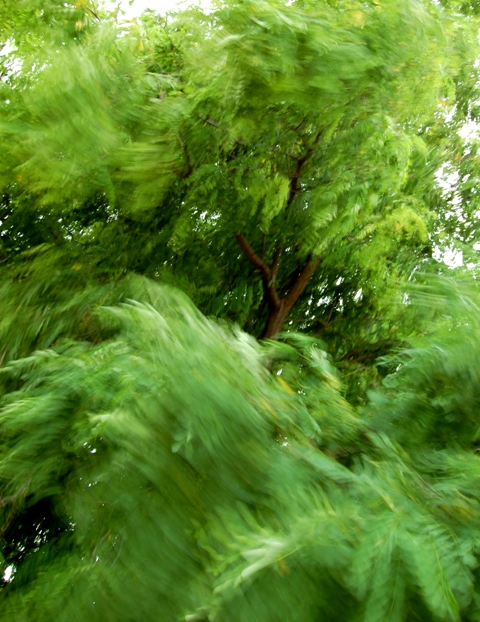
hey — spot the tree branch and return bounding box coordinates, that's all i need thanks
[236,234,271,282]
[0,484,29,541]
[236,234,281,309]
[236,131,323,337]
[176,132,194,178]
[87,7,101,20]
[286,131,322,208]
[271,245,282,284]
[198,115,248,146]
[284,255,321,312]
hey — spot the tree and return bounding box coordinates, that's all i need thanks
[1,1,480,620]
[0,0,477,350]
[0,275,480,621]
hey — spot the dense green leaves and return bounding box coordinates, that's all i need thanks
[1,0,478,345]
[1,0,480,620]
[1,277,480,620]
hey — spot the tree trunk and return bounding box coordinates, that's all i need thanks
[263,302,289,340]
[236,233,320,341]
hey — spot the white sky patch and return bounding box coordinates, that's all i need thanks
[458,118,480,143]
[3,565,14,583]
[0,41,16,56]
[434,163,469,269]
[0,41,22,82]
[104,0,210,18]
[433,245,464,268]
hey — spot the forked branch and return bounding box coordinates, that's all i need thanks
[236,233,320,339]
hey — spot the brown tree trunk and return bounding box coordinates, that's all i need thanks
[263,302,289,340]
[236,234,320,340]
[235,133,323,339]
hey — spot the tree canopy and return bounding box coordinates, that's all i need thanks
[1,0,480,620]
[1,0,478,348]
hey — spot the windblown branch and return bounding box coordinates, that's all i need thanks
[287,153,309,207]
[283,255,321,311]
[87,7,101,20]
[236,233,321,339]
[198,115,248,146]
[0,484,29,540]
[286,131,321,208]
[236,132,323,338]
[176,133,194,178]
[236,234,280,309]
[341,341,400,364]
[236,234,271,283]
[271,245,282,284]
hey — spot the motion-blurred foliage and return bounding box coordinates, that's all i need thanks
[1,272,480,622]
[1,0,480,620]
[1,0,478,349]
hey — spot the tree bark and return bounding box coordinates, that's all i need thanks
[262,255,320,339]
[236,134,322,339]
[236,234,320,340]
[263,301,289,340]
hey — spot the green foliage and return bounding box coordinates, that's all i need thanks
[1,0,480,620]
[1,0,478,348]
[0,276,480,621]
